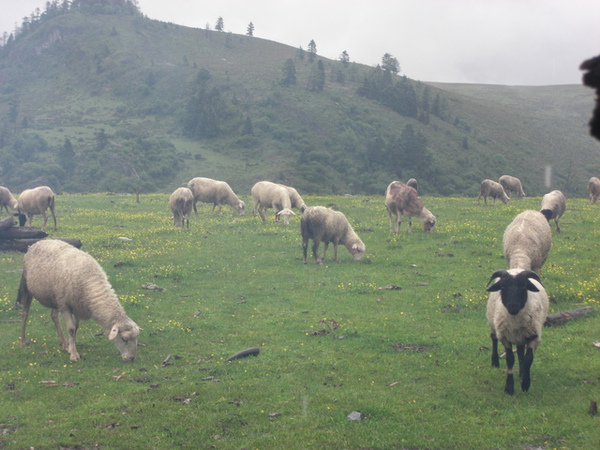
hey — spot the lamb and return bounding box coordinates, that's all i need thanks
[540,190,566,233]
[17,186,57,231]
[16,239,140,361]
[251,181,295,225]
[406,178,418,192]
[503,210,552,276]
[477,179,510,205]
[384,181,436,233]
[277,183,308,213]
[0,186,18,215]
[169,187,194,229]
[187,177,246,215]
[499,175,526,199]
[486,269,550,395]
[587,177,600,204]
[300,206,365,264]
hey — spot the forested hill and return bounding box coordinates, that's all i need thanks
[0,0,598,196]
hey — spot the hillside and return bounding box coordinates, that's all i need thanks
[0,4,598,197]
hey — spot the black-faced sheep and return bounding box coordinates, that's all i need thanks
[503,210,552,276]
[169,187,194,229]
[486,269,549,395]
[187,177,246,215]
[406,178,418,192]
[587,177,600,204]
[251,181,295,225]
[540,190,566,233]
[0,186,18,215]
[300,206,365,264]
[477,179,510,205]
[17,186,57,231]
[17,239,140,362]
[385,181,436,233]
[499,175,525,199]
[277,183,308,213]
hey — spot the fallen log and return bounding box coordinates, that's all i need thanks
[0,227,47,240]
[544,307,595,326]
[0,237,82,252]
[0,216,15,231]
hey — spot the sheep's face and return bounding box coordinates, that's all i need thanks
[351,242,366,261]
[237,201,246,215]
[277,208,295,225]
[422,215,436,233]
[487,270,541,316]
[108,321,140,362]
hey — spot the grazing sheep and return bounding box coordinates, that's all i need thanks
[385,181,436,234]
[587,177,600,204]
[499,175,526,199]
[406,178,418,193]
[17,186,57,231]
[169,187,194,229]
[187,177,246,215]
[540,190,566,233]
[477,179,510,205]
[17,240,140,361]
[277,183,308,213]
[0,186,18,215]
[251,181,295,225]
[486,269,549,395]
[503,210,552,276]
[300,206,365,264]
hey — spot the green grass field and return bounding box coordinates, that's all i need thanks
[0,193,598,449]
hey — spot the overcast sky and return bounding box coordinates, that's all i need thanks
[3,0,599,86]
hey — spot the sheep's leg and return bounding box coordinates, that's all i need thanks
[490,332,500,368]
[312,239,322,264]
[331,240,339,261]
[395,213,403,234]
[520,346,534,392]
[321,242,330,263]
[18,290,34,348]
[61,311,81,361]
[193,200,199,215]
[407,216,413,233]
[555,219,561,233]
[302,238,309,264]
[257,206,267,222]
[41,212,48,231]
[50,309,68,350]
[49,205,57,231]
[504,344,515,395]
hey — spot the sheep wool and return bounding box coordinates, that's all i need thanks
[17,240,140,362]
[587,177,600,204]
[477,179,510,205]
[187,177,246,215]
[300,206,365,264]
[499,175,526,199]
[540,190,566,232]
[385,181,436,233]
[251,181,295,225]
[503,210,552,276]
[169,187,194,229]
[17,186,57,231]
[0,186,18,215]
[277,183,308,213]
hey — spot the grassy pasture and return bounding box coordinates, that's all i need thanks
[0,193,599,449]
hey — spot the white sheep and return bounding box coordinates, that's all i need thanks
[540,190,566,233]
[587,177,600,204]
[385,181,436,233]
[277,183,308,213]
[499,175,525,199]
[0,186,18,215]
[169,187,194,229]
[187,177,246,215]
[300,206,365,264]
[251,181,295,225]
[17,239,140,361]
[503,210,552,276]
[486,269,549,395]
[17,186,57,231]
[406,178,418,193]
[477,179,510,205]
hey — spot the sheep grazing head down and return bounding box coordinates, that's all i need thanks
[350,242,366,261]
[486,269,541,316]
[108,320,140,362]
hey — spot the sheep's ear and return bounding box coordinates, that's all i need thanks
[526,280,540,293]
[108,325,120,341]
[520,270,543,290]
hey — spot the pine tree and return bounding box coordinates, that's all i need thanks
[246,22,254,37]
[215,17,224,31]
[281,59,297,86]
[307,40,317,62]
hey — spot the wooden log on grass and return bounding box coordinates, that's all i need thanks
[0,227,47,240]
[0,237,82,252]
[544,307,594,326]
